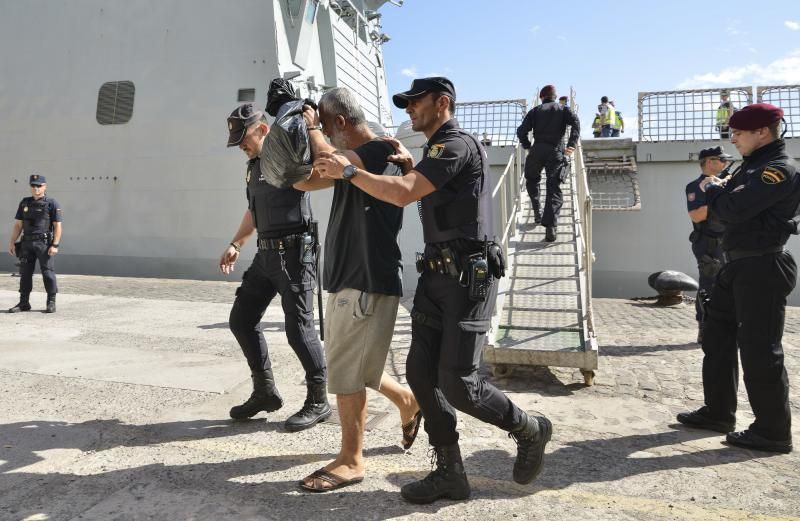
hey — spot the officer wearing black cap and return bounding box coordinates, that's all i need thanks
[312,77,552,504]
[685,146,732,342]
[220,103,330,432]
[678,103,798,454]
[7,174,61,313]
[516,85,580,242]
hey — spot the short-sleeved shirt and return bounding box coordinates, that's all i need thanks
[15,196,62,235]
[323,139,404,296]
[686,175,724,237]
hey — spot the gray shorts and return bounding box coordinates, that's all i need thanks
[324,288,400,395]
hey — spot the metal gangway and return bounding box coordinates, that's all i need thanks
[472,95,598,385]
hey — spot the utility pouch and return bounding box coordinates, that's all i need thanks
[466,254,491,302]
[415,252,425,274]
[440,247,460,278]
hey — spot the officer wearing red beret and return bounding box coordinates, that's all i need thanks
[515,85,580,242]
[678,103,798,453]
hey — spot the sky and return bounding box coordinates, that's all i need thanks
[376,0,800,139]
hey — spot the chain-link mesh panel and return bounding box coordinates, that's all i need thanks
[454,99,527,146]
[757,85,800,138]
[586,159,640,210]
[638,87,752,142]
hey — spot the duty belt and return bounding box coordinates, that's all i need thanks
[21,232,50,242]
[722,246,785,263]
[257,233,304,251]
[416,254,461,278]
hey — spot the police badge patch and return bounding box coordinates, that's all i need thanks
[427,144,445,159]
[687,192,696,202]
[761,167,786,184]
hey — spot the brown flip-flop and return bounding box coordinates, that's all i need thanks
[299,468,364,493]
[402,410,423,450]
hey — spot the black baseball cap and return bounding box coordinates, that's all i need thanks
[699,146,733,160]
[29,174,46,185]
[227,103,265,147]
[392,77,456,109]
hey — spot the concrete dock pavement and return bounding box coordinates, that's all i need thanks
[0,275,798,521]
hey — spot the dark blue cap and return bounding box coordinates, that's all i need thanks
[227,103,265,147]
[393,77,456,109]
[699,146,733,160]
[29,174,46,185]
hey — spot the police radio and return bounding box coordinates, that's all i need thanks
[301,224,316,265]
[466,237,492,302]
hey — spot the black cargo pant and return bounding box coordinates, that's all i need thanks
[229,246,326,385]
[701,250,795,440]
[18,240,57,295]
[691,236,724,322]
[407,270,524,447]
[524,142,567,227]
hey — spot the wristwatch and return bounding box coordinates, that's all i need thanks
[342,164,358,180]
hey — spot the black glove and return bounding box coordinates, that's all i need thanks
[487,243,506,279]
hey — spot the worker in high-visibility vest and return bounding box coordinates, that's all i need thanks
[716,90,736,139]
[598,96,615,137]
[592,113,602,138]
[609,101,625,137]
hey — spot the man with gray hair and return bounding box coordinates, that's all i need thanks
[295,88,420,492]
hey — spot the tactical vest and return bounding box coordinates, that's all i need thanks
[420,129,493,245]
[246,158,311,235]
[21,197,52,234]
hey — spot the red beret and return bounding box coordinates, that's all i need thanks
[539,85,556,98]
[729,103,784,130]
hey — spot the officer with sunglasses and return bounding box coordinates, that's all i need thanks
[220,103,330,432]
[7,174,61,313]
[685,146,732,342]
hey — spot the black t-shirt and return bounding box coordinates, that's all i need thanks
[324,140,403,296]
[15,196,62,235]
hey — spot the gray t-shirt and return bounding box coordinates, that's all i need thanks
[323,139,403,296]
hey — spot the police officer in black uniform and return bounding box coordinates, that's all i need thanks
[312,77,552,504]
[7,174,62,313]
[516,85,580,242]
[220,103,330,432]
[686,146,732,342]
[678,104,798,454]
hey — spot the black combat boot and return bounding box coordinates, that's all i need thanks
[400,444,471,504]
[533,211,542,224]
[509,413,552,484]
[8,293,31,313]
[544,226,557,242]
[229,369,283,420]
[284,382,332,432]
[45,294,56,313]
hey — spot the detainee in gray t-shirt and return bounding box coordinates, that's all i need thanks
[294,88,421,492]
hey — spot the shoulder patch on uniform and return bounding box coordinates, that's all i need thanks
[761,167,786,184]
[427,143,445,159]
[687,192,696,202]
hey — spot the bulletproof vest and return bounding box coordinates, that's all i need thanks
[420,129,493,245]
[532,101,569,146]
[246,158,311,235]
[21,197,52,234]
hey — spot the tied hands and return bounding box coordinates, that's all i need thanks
[699,176,726,192]
[312,136,415,179]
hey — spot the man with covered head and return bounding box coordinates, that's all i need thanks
[678,103,798,454]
